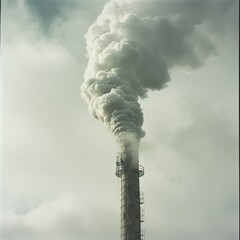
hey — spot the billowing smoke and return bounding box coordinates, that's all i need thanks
[81,0,233,163]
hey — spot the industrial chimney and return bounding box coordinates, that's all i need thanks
[116,151,145,240]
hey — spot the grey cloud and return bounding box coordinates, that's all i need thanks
[133,0,237,21]
[2,195,119,240]
[25,0,108,32]
[168,106,238,163]
[25,0,64,29]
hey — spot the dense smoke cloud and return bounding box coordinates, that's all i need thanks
[81,0,234,149]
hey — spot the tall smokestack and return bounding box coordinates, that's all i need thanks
[116,150,144,240]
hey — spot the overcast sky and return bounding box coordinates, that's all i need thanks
[1,0,239,240]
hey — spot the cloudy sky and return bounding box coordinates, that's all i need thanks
[1,0,239,240]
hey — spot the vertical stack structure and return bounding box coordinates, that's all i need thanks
[116,152,145,240]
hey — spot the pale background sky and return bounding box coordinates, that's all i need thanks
[1,0,239,240]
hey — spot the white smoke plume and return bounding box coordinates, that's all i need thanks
[81,0,235,158]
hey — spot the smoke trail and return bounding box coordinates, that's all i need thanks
[81,0,218,158]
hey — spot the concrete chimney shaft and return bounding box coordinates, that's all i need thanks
[116,152,144,240]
